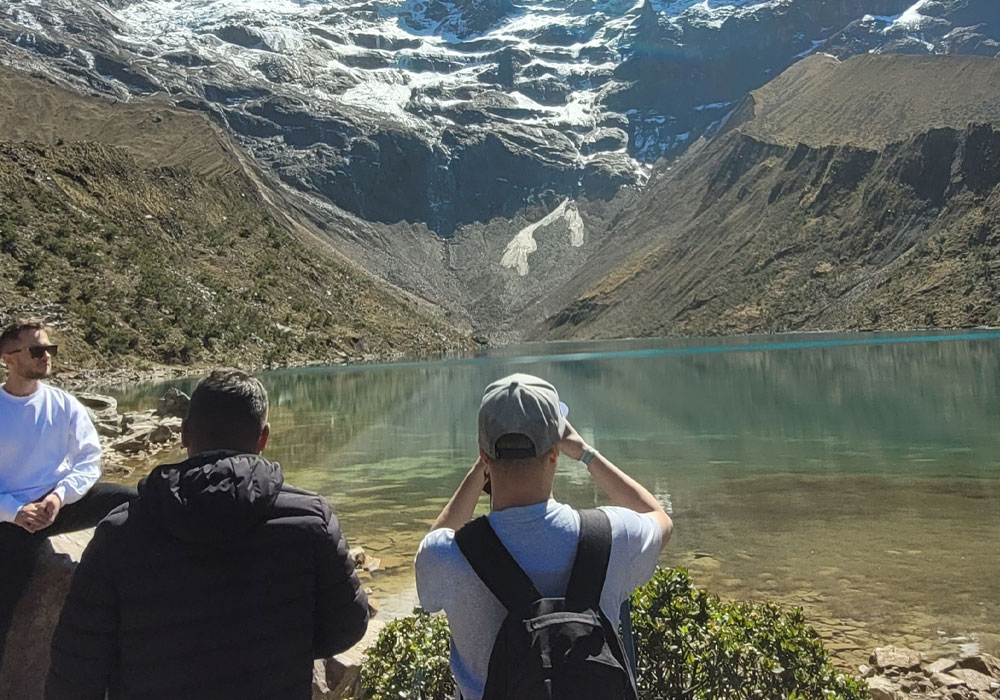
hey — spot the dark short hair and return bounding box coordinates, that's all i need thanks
[0,319,46,354]
[184,369,268,453]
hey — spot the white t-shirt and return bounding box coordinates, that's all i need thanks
[0,382,102,522]
[415,500,662,700]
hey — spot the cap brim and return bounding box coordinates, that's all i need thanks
[559,401,568,417]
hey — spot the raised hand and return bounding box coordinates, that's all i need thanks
[556,420,587,461]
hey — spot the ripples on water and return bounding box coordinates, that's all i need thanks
[112,330,1000,667]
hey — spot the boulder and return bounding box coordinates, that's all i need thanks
[0,531,91,700]
[312,620,385,699]
[931,672,967,689]
[957,654,1000,680]
[111,427,156,454]
[78,393,120,431]
[154,388,190,419]
[94,420,122,438]
[866,676,900,700]
[313,653,362,700]
[927,658,958,675]
[950,668,996,692]
[148,424,173,444]
[76,393,117,415]
[872,645,923,671]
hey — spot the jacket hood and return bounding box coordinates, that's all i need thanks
[138,451,284,544]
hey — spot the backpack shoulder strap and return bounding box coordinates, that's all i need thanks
[455,515,542,612]
[566,508,613,611]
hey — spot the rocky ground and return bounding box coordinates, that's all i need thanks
[75,388,189,476]
[865,645,1000,700]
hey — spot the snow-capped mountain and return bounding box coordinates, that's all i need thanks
[1,0,996,235]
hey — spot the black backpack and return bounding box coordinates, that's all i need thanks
[454,509,638,700]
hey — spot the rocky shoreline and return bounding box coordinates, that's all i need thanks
[864,646,1000,700]
[75,388,190,477]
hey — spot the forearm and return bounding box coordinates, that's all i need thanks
[586,453,664,516]
[430,462,485,531]
[54,456,100,506]
[58,410,102,505]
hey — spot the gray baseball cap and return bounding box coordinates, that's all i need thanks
[478,373,568,460]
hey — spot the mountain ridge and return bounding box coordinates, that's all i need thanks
[535,53,1000,340]
[0,67,470,368]
[3,3,1000,347]
[8,0,989,235]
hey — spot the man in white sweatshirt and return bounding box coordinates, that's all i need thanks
[0,320,135,670]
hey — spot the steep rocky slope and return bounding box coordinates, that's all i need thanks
[0,69,468,369]
[538,54,1000,339]
[5,0,996,235]
[3,3,1000,345]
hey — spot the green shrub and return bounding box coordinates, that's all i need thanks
[630,568,868,700]
[360,614,455,700]
[359,568,868,700]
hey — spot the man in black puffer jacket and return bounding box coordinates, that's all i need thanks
[45,369,368,700]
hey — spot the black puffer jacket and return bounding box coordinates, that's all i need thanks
[46,451,368,700]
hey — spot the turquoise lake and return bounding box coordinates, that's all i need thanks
[111,330,1000,668]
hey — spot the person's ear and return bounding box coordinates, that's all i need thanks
[257,424,270,454]
[480,449,492,478]
[547,447,559,465]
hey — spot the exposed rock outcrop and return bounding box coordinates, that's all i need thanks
[79,391,187,473]
[0,531,90,700]
[862,646,1000,700]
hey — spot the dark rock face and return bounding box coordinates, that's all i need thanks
[2,1,998,236]
[824,0,1000,59]
[613,0,918,160]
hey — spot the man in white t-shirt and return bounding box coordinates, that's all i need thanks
[415,373,673,700]
[0,320,135,669]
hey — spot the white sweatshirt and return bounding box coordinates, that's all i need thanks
[0,382,102,523]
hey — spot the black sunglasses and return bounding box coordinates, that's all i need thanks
[9,344,59,359]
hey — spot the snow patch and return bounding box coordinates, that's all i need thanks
[337,77,414,123]
[863,0,934,33]
[694,101,731,111]
[793,39,825,59]
[896,0,934,29]
[501,199,584,276]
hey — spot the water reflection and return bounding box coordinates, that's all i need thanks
[111,330,1000,665]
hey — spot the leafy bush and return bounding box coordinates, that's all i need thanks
[359,568,868,700]
[630,568,868,700]
[360,614,455,700]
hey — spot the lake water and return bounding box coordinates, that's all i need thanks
[111,330,1000,669]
